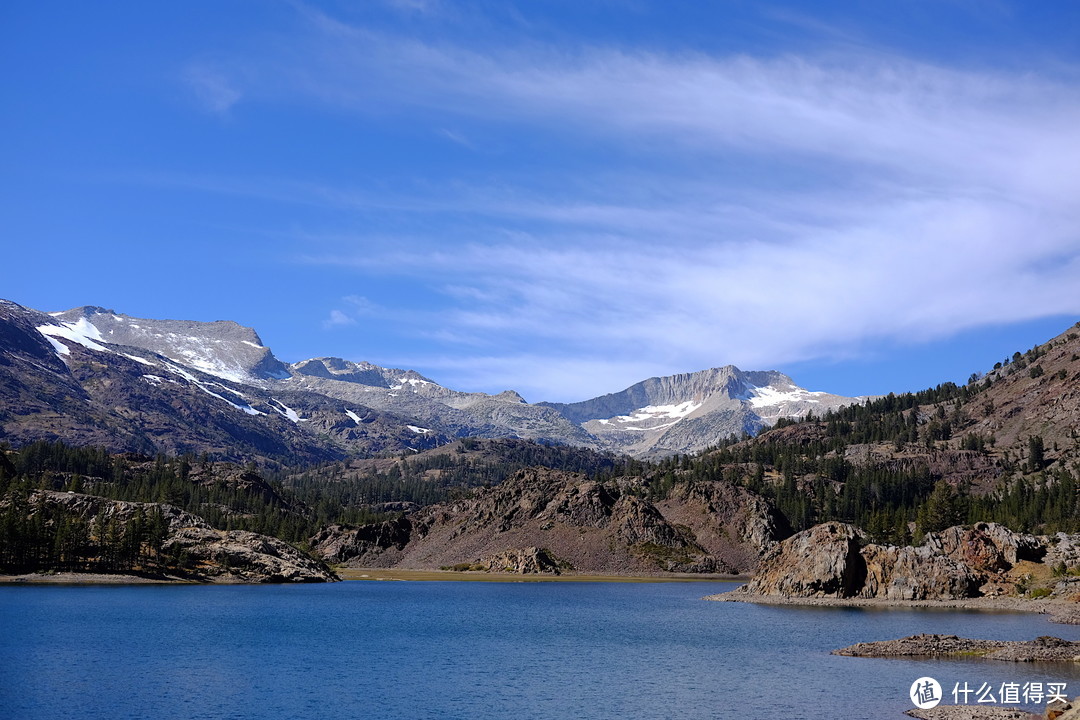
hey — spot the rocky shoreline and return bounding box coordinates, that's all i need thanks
[905,707,1044,720]
[834,633,1080,662]
[0,571,193,585]
[707,588,1080,625]
[701,520,1080,630]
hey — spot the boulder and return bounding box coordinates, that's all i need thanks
[482,547,563,574]
[743,522,998,600]
[743,522,866,597]
[860,544,982,600]
[924,523,1044,572]
[163,527,337,583]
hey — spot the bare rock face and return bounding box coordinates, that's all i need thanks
[859,544,982,600]
[163,527,337,583]
[665,480,790,556]
[610,494,682,546]
[482,547,563,574]
[924,523,1045,572]
[308,468,772,575]
[308,517,413,566]
[744,522,867,597]
[743,521,1021,600]
[1045,533,1080,570]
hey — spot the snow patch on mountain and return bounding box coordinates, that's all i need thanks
[167,341,253,384]
[344,409,362,425]
[157,360,263,416]
[747,385,827,408]
[37,318,108,356]
[50,307,292,386]
[269,399,302,423]
[597,401,702,427]
[122,353,156,367]
[391,378,434,391]
[42,335,69,357]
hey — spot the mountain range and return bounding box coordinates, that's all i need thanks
[0,299,864,463]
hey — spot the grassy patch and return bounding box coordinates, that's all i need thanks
[439,562,487,572]
[335,567,744,583]
[631,542,698,568]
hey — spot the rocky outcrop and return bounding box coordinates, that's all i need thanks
[740,522,1047,600]
[162,526,337,583]
[835,633,1080,663]
[308,469,776,575]
[859,543,983,600]
[27,490,337,583]
[664,480,791,556]
[309,516,413,566]
[482,547,564,574]
[743,522,867,597]
[1045,534,1080,570]
[924,523,1045,571]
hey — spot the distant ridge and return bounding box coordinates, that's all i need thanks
[0,299,866,461]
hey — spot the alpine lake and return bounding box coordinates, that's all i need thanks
[3,579,1080,719]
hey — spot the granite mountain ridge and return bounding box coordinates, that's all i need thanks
[0,299,865,462]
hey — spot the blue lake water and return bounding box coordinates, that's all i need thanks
[2,581,1080,720]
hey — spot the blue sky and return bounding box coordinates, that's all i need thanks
[3,1,1080,403]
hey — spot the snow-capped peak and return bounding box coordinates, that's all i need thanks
[49,306,291,385]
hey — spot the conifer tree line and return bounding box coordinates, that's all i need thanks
[0,438,631,573]
[645,361,1080,541]
[2,329,1078,573]
[0,479,171,574]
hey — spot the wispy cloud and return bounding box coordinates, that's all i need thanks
[179,7,1080,399]
[322,296,383,330]
[322,309,356,329]
[438,128,475,148]
[182,64,243,116]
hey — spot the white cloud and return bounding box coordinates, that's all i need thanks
[438,128,474,148]
[322,309,356,329]
[182,10,1080,399]
[183,64,242,116]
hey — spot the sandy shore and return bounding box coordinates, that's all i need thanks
[337,567,749,583]
[706,588,1080,625]
[0,571,194,585]
[1,568,748,585]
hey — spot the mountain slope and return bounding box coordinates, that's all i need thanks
[285,356,595,445]
[1,298,869,461]
[309,467,786,575]
[52,305,292,383]
[0,301,444,464]
[541,366,863,458]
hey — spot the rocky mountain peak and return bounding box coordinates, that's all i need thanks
[49,306,290,383]
[1,297,871,460]
[291,357,440,391]
[493,390,527,404]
